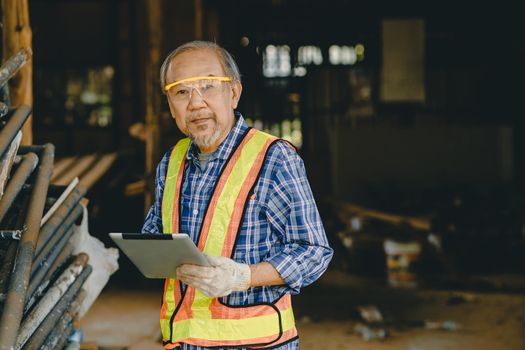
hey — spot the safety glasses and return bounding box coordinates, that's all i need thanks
[164,76,233,102]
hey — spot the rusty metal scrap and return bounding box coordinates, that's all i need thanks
[21,289,86,350]
[0,229,24,240]
[0,52,113,349]
[0,102,9,119]
[0,143,54,350]
[35,185,86,258]
[27,241,74,305]
[0,152,38,223]
[27,206,83,310]
[0,49,30,89]
[0,106,31,160]
[15,253,90,348]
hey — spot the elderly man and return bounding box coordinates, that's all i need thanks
[142,40,333,350]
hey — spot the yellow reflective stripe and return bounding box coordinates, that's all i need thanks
[162,138,190,233]
[160,318,171,338]
[162,278,176,313]
[192,131,270,316]
[190,289,212,319]
[169,307,295,342]
[161,138,190,337]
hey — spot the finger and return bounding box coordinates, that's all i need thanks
[188,280,220,298]
[178,264,215,278]
[186,281,217,298]
[205,255,229,266]
[179,274,213,288]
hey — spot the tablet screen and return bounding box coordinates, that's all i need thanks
[109,233,210,278]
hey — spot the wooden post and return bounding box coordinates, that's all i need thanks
[194,0,203,40]
[143,0,162,212]
[2,0,33,145]
[141,0,206,213]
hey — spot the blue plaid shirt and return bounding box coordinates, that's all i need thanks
[142,114,333,350]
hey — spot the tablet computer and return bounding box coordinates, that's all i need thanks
[109,233,210,279]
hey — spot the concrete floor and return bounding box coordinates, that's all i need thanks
[81,271,525,350]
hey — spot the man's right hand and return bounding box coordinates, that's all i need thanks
[176,255,251,298]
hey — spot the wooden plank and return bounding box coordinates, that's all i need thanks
[339,202,432,231]
[53,154,97,186]
[51,156,78,182]
[79,153,117,190]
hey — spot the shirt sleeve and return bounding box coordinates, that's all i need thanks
[263,142,333,294]
[141,149,172,234]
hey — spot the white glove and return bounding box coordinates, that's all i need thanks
[176,255,251,298]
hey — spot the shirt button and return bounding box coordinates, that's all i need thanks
[193,209,198,215]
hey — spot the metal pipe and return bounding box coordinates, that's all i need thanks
[0,153,38,223]
[32,203,83,279]
[26,240,74,308]
[0,106,32,160]
[34,185,86,259]
[0,230,23,240]
[0,143,54,350]
[15,254,89,348]
[41,177,79,226]
[0,241,17,300]
[40,322,74,350]
[64,340,81,350]
[27,206,82,309]
[32,269,90,350]
[0,49,30,89]
[0,102,8,119]
[21,288,86,350]
[0,84,10,113]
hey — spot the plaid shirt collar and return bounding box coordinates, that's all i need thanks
[185,112,248,161]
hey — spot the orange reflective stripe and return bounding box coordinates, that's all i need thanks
[173,287,194,322]
[162,341,181,349]
[160,279,169,319]
[209,293,292,320]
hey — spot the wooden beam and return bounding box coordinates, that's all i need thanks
[194,0,203,40]
[338,202,432,232]
[2,0,33,145]
[143,0,162,212]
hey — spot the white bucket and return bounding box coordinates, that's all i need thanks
[384,239,421,288]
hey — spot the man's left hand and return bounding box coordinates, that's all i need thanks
[176,255,251,298]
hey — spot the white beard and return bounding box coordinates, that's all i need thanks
[185,111,222,149]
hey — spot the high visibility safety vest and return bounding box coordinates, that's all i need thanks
[160,128,298,349]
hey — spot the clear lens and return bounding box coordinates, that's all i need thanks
[168,79,225,102]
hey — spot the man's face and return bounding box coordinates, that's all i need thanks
[165,49,242,153]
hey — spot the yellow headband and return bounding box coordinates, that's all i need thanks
[164,76,232,92]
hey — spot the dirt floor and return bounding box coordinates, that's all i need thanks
[80,270,525,350]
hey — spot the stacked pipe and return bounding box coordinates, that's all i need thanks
[0,51,92,350]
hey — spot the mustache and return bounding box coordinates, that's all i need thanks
[186,111,216,123]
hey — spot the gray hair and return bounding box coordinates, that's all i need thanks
[160,40,241,93]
